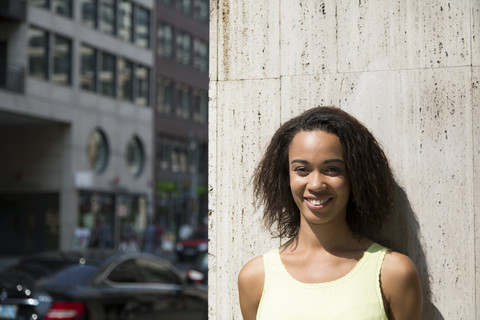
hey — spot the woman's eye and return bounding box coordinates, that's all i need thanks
[293,167,309,174]
[325,167,341,174]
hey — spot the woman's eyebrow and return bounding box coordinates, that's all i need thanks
[290,159,345,165]
[291,159,309,165]
[323,159,345,164]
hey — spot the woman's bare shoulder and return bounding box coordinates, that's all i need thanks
[382,251,420,285]
[238,255,265,286]
[238,255,265,320]
[381,251,423,319]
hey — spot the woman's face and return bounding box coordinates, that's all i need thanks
[288,130,350,227]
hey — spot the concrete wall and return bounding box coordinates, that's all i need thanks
[209,0,479,319]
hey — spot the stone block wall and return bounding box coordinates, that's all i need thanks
[209,1,479,318]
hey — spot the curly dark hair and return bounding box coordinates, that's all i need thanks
[252,106,396,239]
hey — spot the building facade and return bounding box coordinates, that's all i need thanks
[0,0,154,256]
[154,0,209,244]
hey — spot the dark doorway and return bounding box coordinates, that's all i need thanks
[0,193,59,256]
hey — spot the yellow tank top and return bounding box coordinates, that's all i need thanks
[256,243,389,320]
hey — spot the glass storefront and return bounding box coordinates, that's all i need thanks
[75,191,148,251]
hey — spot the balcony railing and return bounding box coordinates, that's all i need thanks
[0,63,25,94]
[0,0,26,21]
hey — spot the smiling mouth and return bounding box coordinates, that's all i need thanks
[305,197,332,207]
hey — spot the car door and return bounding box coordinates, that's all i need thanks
[92,258,147,320]
[133,257,207,320]
[96,256,206,320]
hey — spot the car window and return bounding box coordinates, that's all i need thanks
[135,258,181,284]
[107,259,141,283]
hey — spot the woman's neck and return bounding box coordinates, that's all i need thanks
[286,219,365,253]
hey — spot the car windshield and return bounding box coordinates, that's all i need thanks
[189,229,207,239]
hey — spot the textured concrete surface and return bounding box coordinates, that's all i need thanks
[474,66,480,317]
[209,0,479,319]
[217,1,280,80]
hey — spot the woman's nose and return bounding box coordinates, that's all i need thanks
[308,171,327,191]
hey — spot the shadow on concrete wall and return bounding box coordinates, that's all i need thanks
[373,185,444,320]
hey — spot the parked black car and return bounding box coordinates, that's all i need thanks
[0,250,207,320]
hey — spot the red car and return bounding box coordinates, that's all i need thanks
[176,227,208,261]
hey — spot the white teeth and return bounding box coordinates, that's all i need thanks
[308,198,330,206]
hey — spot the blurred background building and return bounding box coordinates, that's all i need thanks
[0,0,208,259]
[154,0,209,250]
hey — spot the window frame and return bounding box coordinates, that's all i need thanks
[52,33,72,85]
[118,0,133,42]
[99,51,117,97]
[81,0,98,28]
[28,26,49,80]
[157,21,174,59]
[80,44,98,91]
[28,26,73,86]
[133,5,151,49]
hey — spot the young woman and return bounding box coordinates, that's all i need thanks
[238,107,422,320]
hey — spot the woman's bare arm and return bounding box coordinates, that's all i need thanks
[238,256,265,320]
[381,251,423,320]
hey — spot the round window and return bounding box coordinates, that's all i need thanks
[87,129,109,173]
[126,136,144,177]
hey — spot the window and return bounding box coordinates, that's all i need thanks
[87,128,109,173]
[158,142,170,171]
[100,52,116,97]
[30,0,49,8]
[161,0,174,6]
[179,150,187,173]
[81,0,97,28]
[171,149,179,172]
[31,0,73,17]
[136,259,181,284]
[78,192,114,248]
[156,78,174,114]
[178,0,191,15]
[118,0,133,42]
[52,0,73,17]
[52,35,71,85]
[81,0,150,50]
[118,58,133,101]
[134,6,150,49]
[193,38,208,73]
[193,0,208,22]
[126,136,144,177]
[81,45,149,106]
[99,0,115,35]
[157,22,174,58]
[176,31,191,66]
[28,27,48,80]
[108,260,140,283]
[28,27,72,85]
[193,90,207,124]
[80,45,96,91]
[134,64,149,106]
[176,84,190,119]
